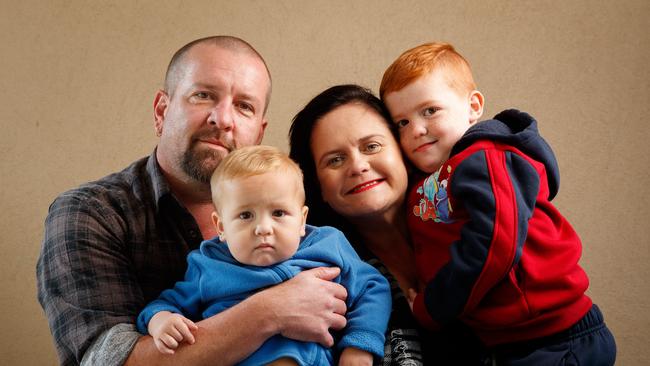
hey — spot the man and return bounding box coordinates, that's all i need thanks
[37,36,348,366]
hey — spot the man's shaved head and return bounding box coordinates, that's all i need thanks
[164,36,272,111]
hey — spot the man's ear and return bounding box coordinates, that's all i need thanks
[255,118,268,144]
[211,211,225,240]
[300,206,309,236]
[153,89,169,137]
[468,90,485,124]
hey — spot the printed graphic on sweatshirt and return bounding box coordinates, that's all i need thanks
[413,165,454,223]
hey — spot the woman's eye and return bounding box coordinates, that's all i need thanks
[238,212,253,220]
[365,142,382,153]
[272,210,286,217]
[326,155,345,168]
[396,119,409,128]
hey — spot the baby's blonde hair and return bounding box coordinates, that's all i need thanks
[210,145,305,210]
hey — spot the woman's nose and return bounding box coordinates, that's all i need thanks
[348,154,370,176]
[207,103,234,131]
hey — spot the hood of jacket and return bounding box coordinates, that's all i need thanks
[451,109,560,200]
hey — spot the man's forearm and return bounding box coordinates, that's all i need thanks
[125,293,277,366]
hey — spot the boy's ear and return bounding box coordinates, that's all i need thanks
[300,206,309,236]
[211,211,226,240]
[153,89,169,137]
[468,90,485,124]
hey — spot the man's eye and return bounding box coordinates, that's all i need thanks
[194,92,210,99]
[238,212,253,220]
[272,210,286,217]
[396,119,409,128]
[236,102,254,114]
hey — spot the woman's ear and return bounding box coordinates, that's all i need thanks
[468,90,485,124]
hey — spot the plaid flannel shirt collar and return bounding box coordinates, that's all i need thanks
[146,148,173,213]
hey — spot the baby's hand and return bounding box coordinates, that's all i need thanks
[148,311,198,354]
[338,347,373,366]
[406,288,418,311]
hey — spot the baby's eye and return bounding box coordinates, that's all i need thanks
[422,107,439,117]
[395,119,409,128]
[272,210,286,217]
[364,142,382,153]
[238,211,253,220]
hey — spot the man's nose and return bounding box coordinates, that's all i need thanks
[207,103,234,131]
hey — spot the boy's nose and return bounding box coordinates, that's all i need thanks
[254,219,273,236]
[411,119,428,138]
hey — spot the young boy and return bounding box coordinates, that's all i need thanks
[136,146,391,366]
[380,42,616,364]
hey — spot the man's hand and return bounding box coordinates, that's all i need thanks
[148,311,198,354]
[261,267,348,347]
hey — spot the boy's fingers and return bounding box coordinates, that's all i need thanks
[161,334,179,349]
[183,317,199,330]
[154,338,175,355]
[179,324,196,344]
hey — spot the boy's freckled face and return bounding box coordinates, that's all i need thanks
[213,171,308,267]
[384,70,480,173]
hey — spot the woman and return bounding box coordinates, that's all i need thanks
[289,85,482,365]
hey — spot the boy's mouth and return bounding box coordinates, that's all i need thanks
[414,140,437,153]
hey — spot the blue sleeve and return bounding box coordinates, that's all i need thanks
[424,149,539,323]
[331,230,391,358]
[136,251,204,334]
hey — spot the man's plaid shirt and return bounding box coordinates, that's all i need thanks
[36,151,203,365]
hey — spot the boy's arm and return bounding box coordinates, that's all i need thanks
[414,149,539,327]
[338,347,373,366]
[126,267,348,366]
[327,228,392,359]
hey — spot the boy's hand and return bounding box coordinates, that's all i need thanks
[338,347,373,366]
[148,311,198,354]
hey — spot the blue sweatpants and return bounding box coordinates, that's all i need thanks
[482,304,616,366]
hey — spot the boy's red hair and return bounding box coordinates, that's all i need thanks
[380,42,476,98]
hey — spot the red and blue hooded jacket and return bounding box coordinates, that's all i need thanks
[408,109,592,346]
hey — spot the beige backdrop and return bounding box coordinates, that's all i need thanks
[2,0,648,364]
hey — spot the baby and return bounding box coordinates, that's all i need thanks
[137,145,391,366]
[380,42,616,365]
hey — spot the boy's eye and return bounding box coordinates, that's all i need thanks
[396,119,410,128]
[272,210,286,217]
[423,107,439,117]
[238,211,253,220]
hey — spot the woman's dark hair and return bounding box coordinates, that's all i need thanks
[289,84,395,228]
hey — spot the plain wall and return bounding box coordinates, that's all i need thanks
[2,0,648,364]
